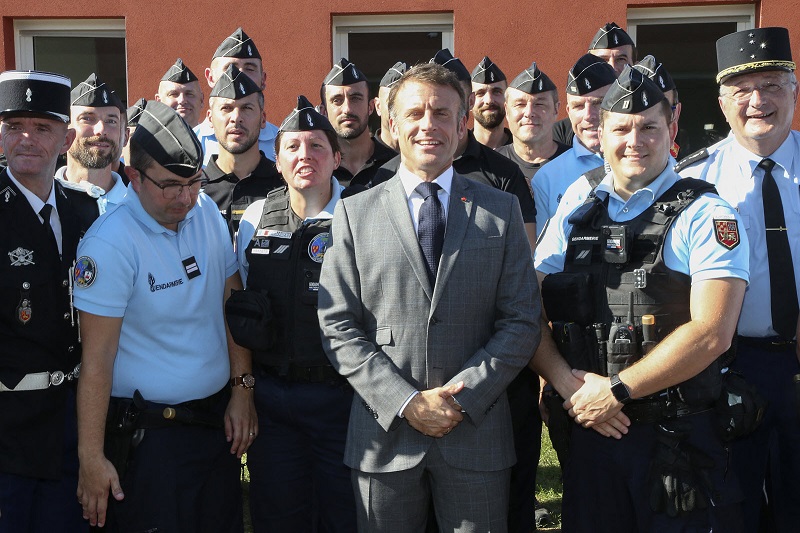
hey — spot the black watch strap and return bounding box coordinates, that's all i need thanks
[610,374,632,404]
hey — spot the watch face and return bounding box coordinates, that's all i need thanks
[242,374,256,388]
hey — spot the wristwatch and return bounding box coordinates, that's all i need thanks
[610,374,632,405]
[229,373,255,390]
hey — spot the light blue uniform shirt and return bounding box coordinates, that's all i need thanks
[74,188,238,404]
[532,137,603,234]
[680,131,800,337]
[236,178,344,283]
[535,165,750,287]
[194,118,279,167]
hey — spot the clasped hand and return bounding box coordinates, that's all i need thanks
[402,381,465,438]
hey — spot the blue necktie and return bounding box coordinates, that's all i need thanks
[415,182,445,287]
[760,158,798,339]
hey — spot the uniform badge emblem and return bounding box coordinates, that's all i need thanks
[8,247,34,266]
[17,298,31,325]
[538,80,543,91]
[642,93,648,107]
[25,88,32,102]
[307,114,314,127]
[308,232,331,263]
[584,79,591,90]
[658,75,665,88]
[614,35,619,45]
[239,82,245,94]
[490,72,495,82]
[103,90,108,104]
[247,44,253,56]
[714,219,740,250]
[622,100,630,110]
[1,186,16,203]
[74,256,97,288]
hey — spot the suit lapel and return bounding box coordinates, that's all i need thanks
[431,174,473,310]
[380,175,434,298]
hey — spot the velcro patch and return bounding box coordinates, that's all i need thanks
[714,219,740,250]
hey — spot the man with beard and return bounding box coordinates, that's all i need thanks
[373,61,407,152]
[56,74,129,221]
[156,58,204,129]
[202,64,282,235]
[471,56,512,149]
[533,54,616,233]
[497,62,570,189]
[321,58,396,190]
[195,27,280,166]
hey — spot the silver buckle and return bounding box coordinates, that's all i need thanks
[633,268,647,289]
[50,370,65,386]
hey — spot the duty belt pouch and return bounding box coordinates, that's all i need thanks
[551,321,597,373]
[715,370,767,442]
[104,391,146,480]
[541,272,593,327]
[675,358,723,406]
[225,289,275,351]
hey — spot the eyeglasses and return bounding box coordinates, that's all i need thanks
[137,168,205,199]
[722,80,795,104]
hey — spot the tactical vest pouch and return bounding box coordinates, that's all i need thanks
[551,321,599,374]
[714,370,767,442]
[542,272,593,327]
[225,289,275,352]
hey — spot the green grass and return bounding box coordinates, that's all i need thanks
[240,428,565,532]
[537,426,564,531]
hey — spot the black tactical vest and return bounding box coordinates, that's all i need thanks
[564,178,716,338]
[244,188,332,368]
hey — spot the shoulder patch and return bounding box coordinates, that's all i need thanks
[714,219,740,250]
[74,256,97,288]
[674,148,709,173]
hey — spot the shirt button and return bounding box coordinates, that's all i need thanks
[63,313,70,320]
[62,280,69,287]
[622,208,629,213]
[22,282,30,289]
[68,346,75,353]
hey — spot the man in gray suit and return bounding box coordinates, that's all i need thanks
[318,63,541,532]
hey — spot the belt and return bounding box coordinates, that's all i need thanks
[261,364,345,384]
[0,363,81,392]
[738,335,796,352]
[623,396,713,424]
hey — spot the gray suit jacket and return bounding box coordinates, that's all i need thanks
[318,171,541,474]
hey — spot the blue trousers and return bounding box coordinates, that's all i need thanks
[247,371,356,533]
[563,411,743,533]
[0,388,87,533]
[730,341,800,533]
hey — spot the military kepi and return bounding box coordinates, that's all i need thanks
[590,22,635,50]
[430,49,471,82]
[0,70,71,123]
[71,73,125,111]
[380,61,408,88]
[716,26,795,84]
[132,100,202,177]
[162,58,199,84]
[509,62,556,94]
[567,53,618,95]
[210,64,261,99]
[213,27,261,60]
[601,64,665,113]
[280,95,334,133]
[324,58,366,86]
[472,56,506,84]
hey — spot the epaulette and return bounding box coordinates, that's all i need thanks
[56,178,105,199]
[674,148,709,173]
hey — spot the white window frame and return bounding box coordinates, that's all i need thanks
[627,5,755,42]
[332,14,454,61]
[14,19,126,71]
